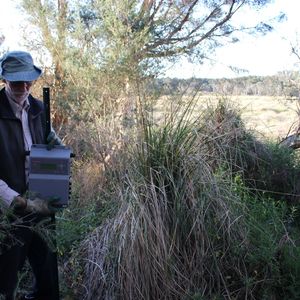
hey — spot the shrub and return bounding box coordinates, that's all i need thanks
[62,97,300,299]
[233,175,300,299]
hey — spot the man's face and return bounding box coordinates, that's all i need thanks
[5,80,33,104]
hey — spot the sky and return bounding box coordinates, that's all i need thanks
[0,0,299,79]
[165,0,300,78]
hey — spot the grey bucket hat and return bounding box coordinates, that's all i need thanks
[0,51,42,82]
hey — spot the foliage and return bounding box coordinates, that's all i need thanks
[0,1,298,298]
[56,159,124,255]
[83,0,274,75]
[20,0,275,77]
[60,98,300,299]
[153,73,300,97]
[3,91,299,299]
[195,99,300,206]
[232,175,300,299]
[67,105,249,299]
[246,141,300,202]
[16,0,281,132]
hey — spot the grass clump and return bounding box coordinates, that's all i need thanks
[62,98,300,299]
[66,102,250,299]
[201,100,300,204]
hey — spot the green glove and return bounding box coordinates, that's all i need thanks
[26,197,61,216]
[46,131,63,150]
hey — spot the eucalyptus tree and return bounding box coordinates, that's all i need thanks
[78,0,277,79]
[19,0,277,121]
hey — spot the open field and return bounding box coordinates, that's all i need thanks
[154,95,300,140]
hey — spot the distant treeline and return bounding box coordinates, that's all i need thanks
[154,72,300,97]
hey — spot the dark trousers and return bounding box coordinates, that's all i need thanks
[0,216,59,300]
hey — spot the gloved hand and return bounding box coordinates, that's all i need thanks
[11,195,27,213]
[46,131,63,150]
[26,197,61,216]
[11,196,61,216]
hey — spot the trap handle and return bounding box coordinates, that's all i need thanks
[42,86,60,299]
[43,87,51,139]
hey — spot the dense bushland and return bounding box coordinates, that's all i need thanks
[154,72,300,98]
[1,87,300,299]
[1,0,300,298]
[55,97,300,299]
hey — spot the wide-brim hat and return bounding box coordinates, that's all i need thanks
[0,51,42,82]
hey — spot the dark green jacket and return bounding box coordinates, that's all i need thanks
[0,88,46,195]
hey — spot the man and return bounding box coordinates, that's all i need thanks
[0,51,61,300]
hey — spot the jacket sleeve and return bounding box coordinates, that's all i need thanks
[0,179,19,208]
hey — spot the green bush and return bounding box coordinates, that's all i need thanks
[233,175,300,299]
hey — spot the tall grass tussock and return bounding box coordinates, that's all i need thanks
[63,97,300,299]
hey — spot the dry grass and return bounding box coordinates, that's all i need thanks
[154,94,299,140]
[77,179,248,300]
[66,101,261,300]
[62,93,300,299]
